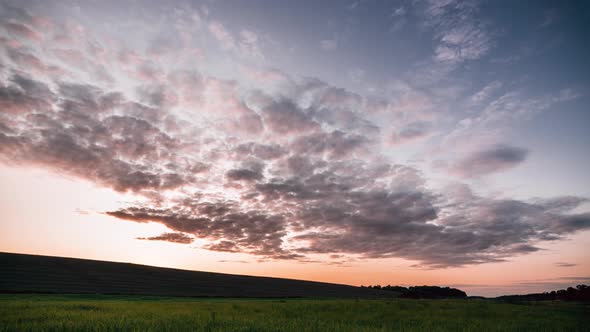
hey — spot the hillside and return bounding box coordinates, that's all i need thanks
[0,252,393,298]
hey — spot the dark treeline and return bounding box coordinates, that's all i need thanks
[497,284,590,302]
[362,285,467,299]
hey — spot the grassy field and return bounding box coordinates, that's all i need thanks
[0,294,588,331]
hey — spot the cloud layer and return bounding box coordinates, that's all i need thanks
[0,2,588,268]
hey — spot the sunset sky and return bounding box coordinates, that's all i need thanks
[1,0,589,297]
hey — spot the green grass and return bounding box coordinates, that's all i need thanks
[0,294,588,331]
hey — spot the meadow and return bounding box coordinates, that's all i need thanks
[0,294,588,332]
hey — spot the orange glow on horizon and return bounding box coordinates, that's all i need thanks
[1,165,588,297]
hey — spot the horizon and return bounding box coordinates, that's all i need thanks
[0,0,589,298]
[2,250,586,298]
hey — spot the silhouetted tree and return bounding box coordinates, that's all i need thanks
[363,285,466,299]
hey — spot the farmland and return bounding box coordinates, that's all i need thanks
[1,252,588,331]
[0,252,388,298]
[1,294,588,332]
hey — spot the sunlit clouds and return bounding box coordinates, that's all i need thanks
[0,0,589,296]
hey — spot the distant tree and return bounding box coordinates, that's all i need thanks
[363,285,466,299]
[400,286,467,299]
[382,285,408,293]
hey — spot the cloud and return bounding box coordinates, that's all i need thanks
[7,49,52,74]
[136,84,179,109]
[1,2,588,270]
[3,21,41,40]
[391,122,431,145]
[0,73,191,193]
[2,65,587,267]
[0,73,55,114]
[226,168,263,182]
[434,24,490,63]
[421,0,492,66]
[208,21,263,58]
[554,262,577,268]
[440,88,581,154]
[107,154,590,267]
[238,29,263,59]
[234,142,286,160]
[470,81,502,105]
[137,232,194,244]
[452,144,529,178]
[291,131,369,158]
[392,6,406,17]
[208,21,235,50]
[108,202,291,258]
[218,260,249,264]
[261,99,319,134]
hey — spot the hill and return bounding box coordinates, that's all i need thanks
[0,252,394,298]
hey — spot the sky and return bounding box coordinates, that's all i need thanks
[0,0,589,297]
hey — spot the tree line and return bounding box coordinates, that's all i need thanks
[497,284,590,302]
[361,284,590,301]
[361,285,467,299]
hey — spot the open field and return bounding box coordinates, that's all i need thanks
[1,253,588,331]
[0,294,588,332]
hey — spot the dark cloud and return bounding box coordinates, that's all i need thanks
[226,160,264,182]
[452,144,529,177]
[58,82,123,114]
[261,99,319,134]
[137,232,194,244]
[536,196,589,213]
[136,84,178,109]
[226,168,263,181]
[554,262,577,268]
[0,73,191,193]
[107,199,290,258]
[204,240,240,252]
[2,67,587,268]
[0,73,55,114]
[291,131,368,159]
[107,154,590,267]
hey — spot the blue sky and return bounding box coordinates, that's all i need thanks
[0,0,589,295]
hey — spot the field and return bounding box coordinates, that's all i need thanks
[1,294,588,332]
[0,253,389,298]
[1,253,589,331]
